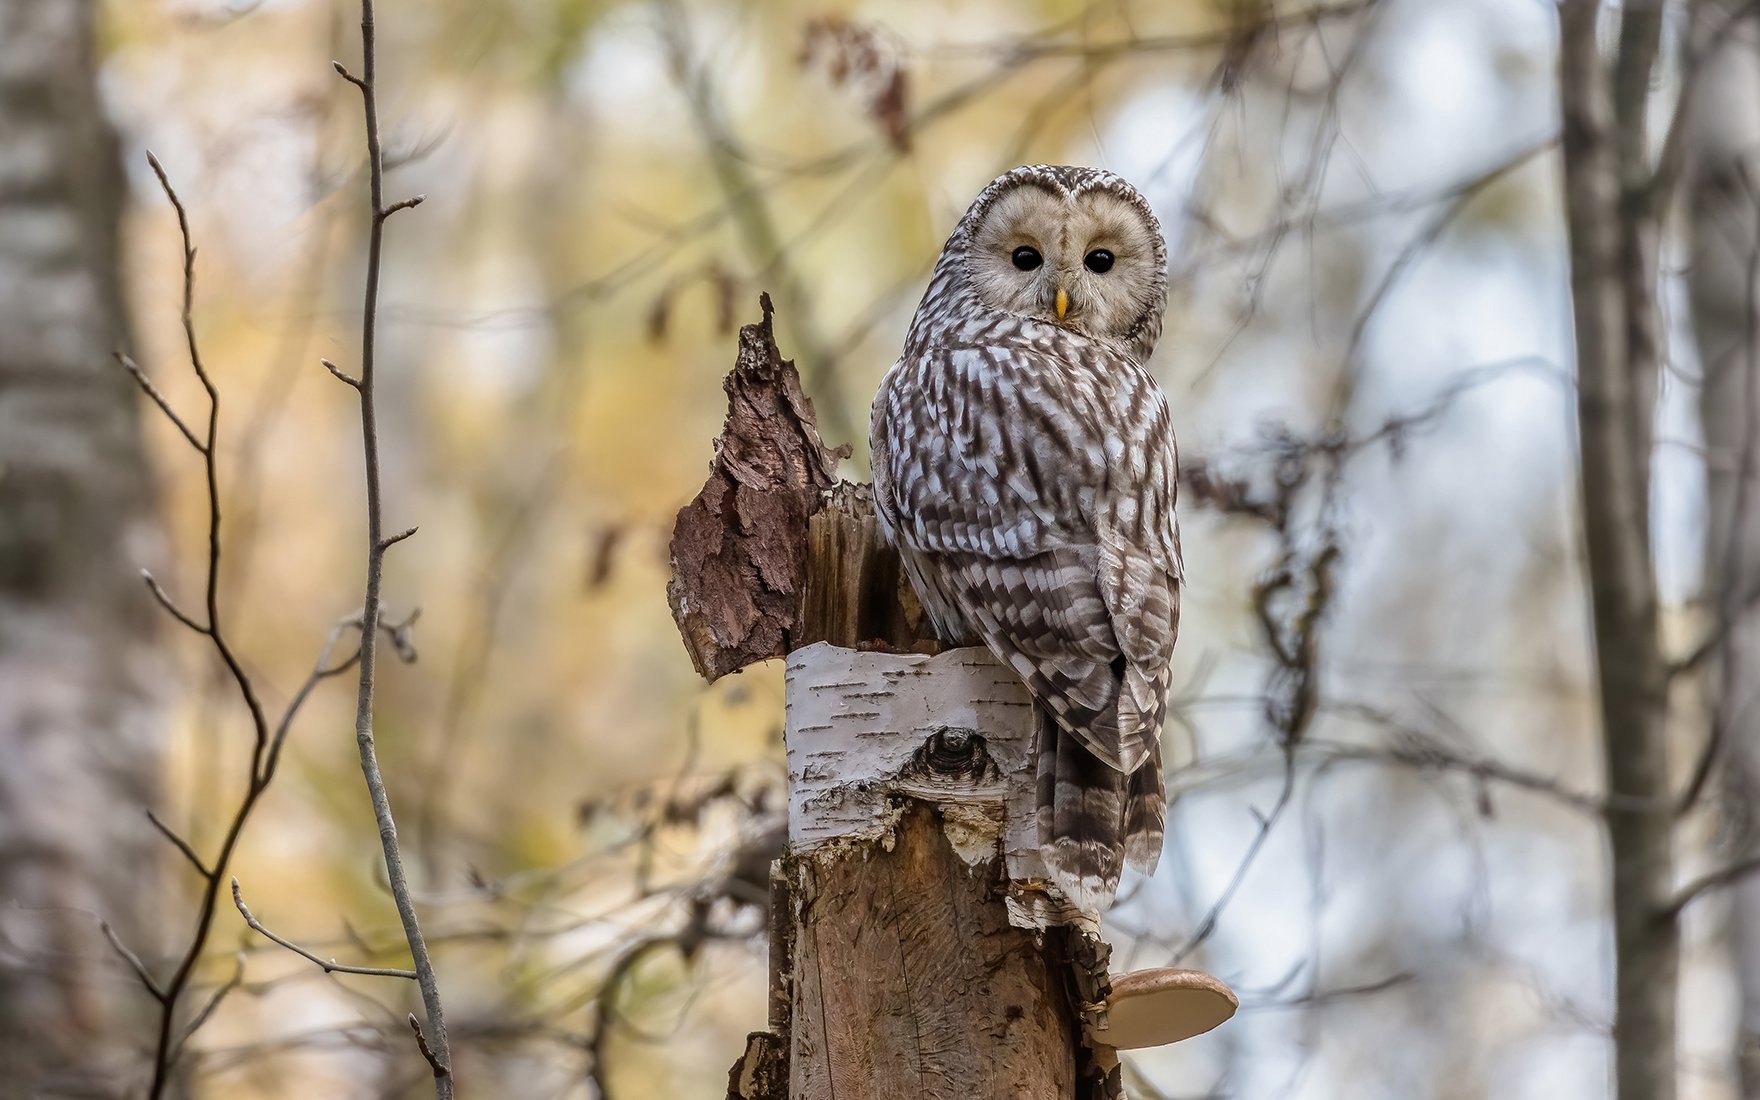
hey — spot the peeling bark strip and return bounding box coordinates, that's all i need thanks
[667,294,845,680]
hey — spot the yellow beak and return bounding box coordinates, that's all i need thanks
[1054,287,1069,320]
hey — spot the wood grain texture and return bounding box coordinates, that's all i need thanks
[788,804,1077,1100]
[800,481,935,653]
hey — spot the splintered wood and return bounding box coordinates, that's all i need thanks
[798,481,934,652]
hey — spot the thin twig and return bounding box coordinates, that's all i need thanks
[1172,751,1297,965]
[1681,164,1760,816]
[100,920,165,1002]
[321,358,362,389]
[1660,855,1760,922]
[259,611,420,786]
[146,809,212,879]
[1648,0,1760,211]
[408,1014,446,1079]
[335,0,454,1091]
[170,954,245,1066]
[140,571,210,637]
[587,935,680,1099]
[658,0,853,442]
[1665,580,1760,680]
[232,880,418,979]
[119,159,419,1094]
[116,353,205,452]
[121,154,286,1100]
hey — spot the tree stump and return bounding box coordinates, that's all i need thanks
[781,641,1086,1099]
[672,298,1232,1100]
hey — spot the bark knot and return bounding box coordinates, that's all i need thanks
[905,726,998,785]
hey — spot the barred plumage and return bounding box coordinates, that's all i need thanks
[871,165,1182,913]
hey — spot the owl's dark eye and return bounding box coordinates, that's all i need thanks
[1011,246,1042,271]
[1084,249,1115,274]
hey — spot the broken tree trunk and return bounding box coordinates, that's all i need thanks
[672,297,1233,1100]
[782,641,1087,1100]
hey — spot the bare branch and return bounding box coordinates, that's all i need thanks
[129,153,337,1100]
[115,353,205,452]
[379,525,419,552]
[1171,753,1296,965]
[335,0,454,1090]
[1682,154,1760,824]
[1312,728,1610,817]
[145,151,217,402]
[1649,0,1760,209]
[146,809,212,880]
[1325,144,1548,418]
[1662,856,1760,921]
[231,879,418,979]
[408,1014,446,1080]
[332,60,365,88]
[140,571,210,637]
[258,608,419,791]
[384,606,421,663]
[261,615,358,784]
[321,358,362,389]
[658,0,853,443]
[100,921,165,1002]
[380,195,425,219]
[171,954,244,1065]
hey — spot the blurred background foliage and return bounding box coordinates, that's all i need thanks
[70,0,1729,1096]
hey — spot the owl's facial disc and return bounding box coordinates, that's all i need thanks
[965,183,1163,347]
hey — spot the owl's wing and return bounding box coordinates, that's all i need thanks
[1092,390,1183,754]
[873,341,1181,774]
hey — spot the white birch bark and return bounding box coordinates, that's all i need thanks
[784,642,1088,930]
[0,1,165,1093]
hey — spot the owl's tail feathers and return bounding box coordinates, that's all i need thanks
[1035,713,1166,913]
[1123,744,1166,875]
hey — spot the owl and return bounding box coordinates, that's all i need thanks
[870,165,1180,913]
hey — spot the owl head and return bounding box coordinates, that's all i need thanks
[949,165,1168,362]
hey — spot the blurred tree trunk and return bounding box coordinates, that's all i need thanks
[1684,5,1760,1094]
[0,0,164,1095]
[1558,3,1677,1098]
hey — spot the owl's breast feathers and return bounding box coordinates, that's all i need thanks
[871,329,1180,910]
